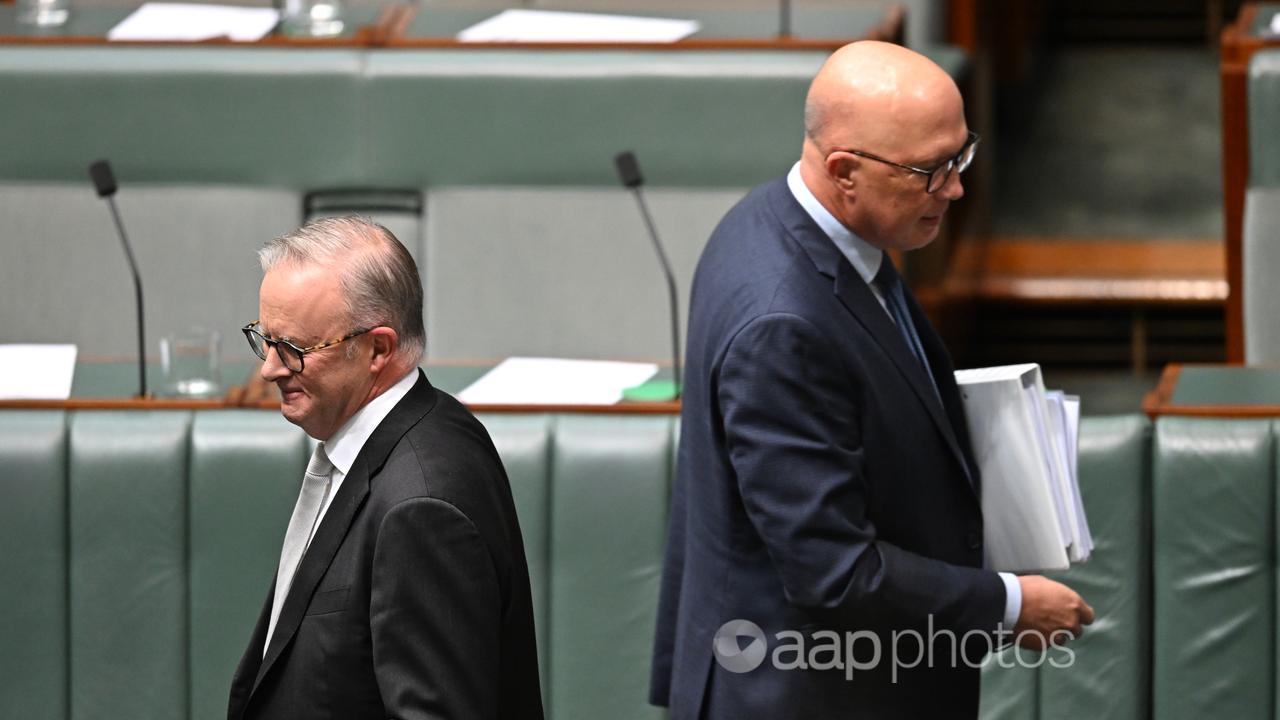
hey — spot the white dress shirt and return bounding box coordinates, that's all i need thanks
[308,368,419,539]
[786,162,1023,633]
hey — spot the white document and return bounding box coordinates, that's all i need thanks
[1059,393,1092,559]
[108,3,280,42]
[0,344,77,400]
[457,357,658,406]
[457,9,699,44]
[954,363,1088,573]
[1271,12,1280,35]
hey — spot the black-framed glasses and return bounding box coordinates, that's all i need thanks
[831,130,980,194]
[242,320,372,374]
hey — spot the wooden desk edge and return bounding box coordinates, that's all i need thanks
[1143,362,1280,418]
[1141,363,1182,418]
[0,398,681,414]
[383,2,901,51]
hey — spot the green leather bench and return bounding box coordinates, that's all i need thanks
[1,407,1143,720]
[1151,418,1276,720]
[0,408,675,720]
[978,414,1151,720]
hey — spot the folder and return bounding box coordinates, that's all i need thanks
[953,363,1091,573]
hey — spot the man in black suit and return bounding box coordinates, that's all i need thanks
[227,216,543,720]
[650,41,1093,718]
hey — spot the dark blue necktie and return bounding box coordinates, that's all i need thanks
[873,256,941,401]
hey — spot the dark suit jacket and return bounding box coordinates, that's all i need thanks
[228,370,544,720]
[649,177,1006,719]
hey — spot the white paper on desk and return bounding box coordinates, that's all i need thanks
[1271,12,1280,35]
[0,344,77,400]
[457,357,657,405]
[457,9,699,44]
[955,364,1071,573]
[108,3,280,42]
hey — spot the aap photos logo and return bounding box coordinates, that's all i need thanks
[713,619,767,673]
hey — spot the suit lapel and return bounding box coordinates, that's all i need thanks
[251,458,371,693]
[767,180,975,490]
[249,370,440,697]
[227,588,273,720]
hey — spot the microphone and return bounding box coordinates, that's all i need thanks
[89,160,148,399]
[779,0,791,39]
[613,150,681,400]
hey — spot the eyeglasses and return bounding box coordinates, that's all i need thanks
[242,320,372,374]
[831,131,980,194]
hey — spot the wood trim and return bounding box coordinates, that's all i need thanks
[381,36,852,52]
[0,398,229,410]
[1141,363,1182,418]
[1144,403,1280,418]
[942,236,1227,305]
[0,396,680,414]
[947,0,980,52]
[1141,362,1280,418]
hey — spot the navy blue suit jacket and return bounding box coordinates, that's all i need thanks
[650,177,1005,719]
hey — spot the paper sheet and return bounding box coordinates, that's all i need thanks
[457,357,657,406]
[1271,12,1280,35]
[108,3,280,42]
[457,9,699,44]
[0,344,77,400]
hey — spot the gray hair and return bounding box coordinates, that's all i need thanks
[259,216,425,366]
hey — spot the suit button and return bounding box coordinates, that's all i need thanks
[966,532,982,550]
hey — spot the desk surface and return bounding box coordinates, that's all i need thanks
[0,3,389,44]
[1144,363,1280,417]
[0,360,680,414]
[0,2,900,49]
[389,4,901,50]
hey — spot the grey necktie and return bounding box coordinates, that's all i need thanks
[872,256,941,401]
[263,442,333,655]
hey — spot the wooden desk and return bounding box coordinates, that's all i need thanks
[0,361,680,414]
[1220,2,1280,362]
[383,3,903,51]
[0,3,402,45]
[0,3,903,49]
[1143,362,1280,417]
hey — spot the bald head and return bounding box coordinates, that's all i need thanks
[804,41,962,152]
[798,41,971,252]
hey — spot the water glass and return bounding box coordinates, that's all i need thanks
[160,330,222,398]
[16,0,70,28]
[280,0,344,38]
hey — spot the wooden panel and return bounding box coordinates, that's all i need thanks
[943,236,1227,306]
[1144,362,1280,417]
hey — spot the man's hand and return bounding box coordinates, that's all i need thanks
[1013,575,1095,650]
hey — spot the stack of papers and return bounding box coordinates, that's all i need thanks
[0,344,77,400]
[954,363,1092,573]
[457,357,657,406]
[108,3,280,42]
[457,9,700,44]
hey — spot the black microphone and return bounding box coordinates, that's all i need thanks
[613,150,681,399]
[89,160,148,399]
[779,0,791,38]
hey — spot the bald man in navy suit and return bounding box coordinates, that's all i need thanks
[650,42,1093,719]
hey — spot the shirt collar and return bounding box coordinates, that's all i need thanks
[786,161,883,285]
[322,369,419,476]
